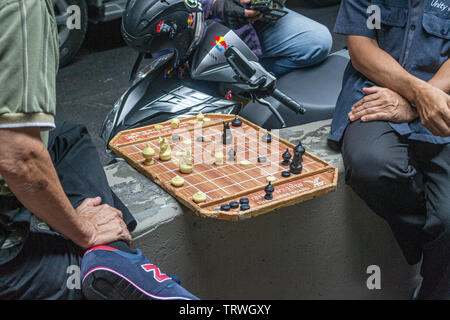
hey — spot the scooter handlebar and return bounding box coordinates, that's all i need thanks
[272,89,306,115]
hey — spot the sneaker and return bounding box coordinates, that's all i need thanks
[81,245,199,300]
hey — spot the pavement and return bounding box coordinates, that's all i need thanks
[55,2,346,166]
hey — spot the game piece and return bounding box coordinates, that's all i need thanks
[192,191,206,203]
[281,171,291,178]
[215,151,224,166]
[289,151,303,174]
[179,149,193,174]
[196,112,204,122]
[228,149,236,162]
[294,141,306,156]
[240,204,250,211]
[229,201,239,209]
[222,121,233,145]
[266,176,277,183]
[172,134,180,141]
[170,118,180,129]
[159,137,171,161]
[257,156,267,163]
[282,149,292,166]
[239,198,249,205]
[262,129,272,143]
[196,136,205,142]
[220,204,231,211]
[231,116,242,127]
[154,124,163,131]
[264,181,275,200]
[239,160,251,167]
[142,144,155,165]
[171,175,185,187]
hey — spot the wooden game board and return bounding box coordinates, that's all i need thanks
[109,114,338,221]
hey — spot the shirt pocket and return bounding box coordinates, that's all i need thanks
[422,13,450,40]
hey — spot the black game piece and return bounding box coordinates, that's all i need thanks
[231,116,243,127]
[294,141,306,156]
[282,149,292,166]
[264,181,275,200]
[172,135,180,141]
[262,129,272,143]
[222,122,233,145]
[229,201,240,209]
[228,149,236,161]
[196,136,205,142]
[289,151,303,174]
[220,204,231,211]
[257,156,267,163]
[281,171,291,178]
[239,198,249,205]
[240,204,250,211]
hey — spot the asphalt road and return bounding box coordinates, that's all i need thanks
[55,3,345,166]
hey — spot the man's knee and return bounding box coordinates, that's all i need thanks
[292,24,332,67]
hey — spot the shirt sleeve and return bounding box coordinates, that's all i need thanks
[334,0,377,39]
[0,0,57,131]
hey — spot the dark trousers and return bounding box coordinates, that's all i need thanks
[0,123,136,299]
[342,120,450,299]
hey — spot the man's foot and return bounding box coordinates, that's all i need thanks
[81,245,199,300]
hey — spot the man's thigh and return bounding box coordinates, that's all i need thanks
[342,120,426,264]
[254,9,332,70]
[0,233,84,299]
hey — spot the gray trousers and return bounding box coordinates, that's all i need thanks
[342,120,449,300]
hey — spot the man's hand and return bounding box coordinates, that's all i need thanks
[348,86,418,123]
[75,197,132,249]
[211,0,262,30]
[412,81,450,137]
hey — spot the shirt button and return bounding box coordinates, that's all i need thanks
[410,24,416,31]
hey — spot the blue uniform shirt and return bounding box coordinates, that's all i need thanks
[329,0,450,144]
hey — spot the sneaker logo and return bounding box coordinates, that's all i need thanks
[141,264,171,282]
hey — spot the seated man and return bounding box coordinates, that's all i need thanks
[203,0,333,76]
[329,0,450,299]
[0,0,197,300]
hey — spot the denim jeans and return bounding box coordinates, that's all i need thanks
[254,9,333,77]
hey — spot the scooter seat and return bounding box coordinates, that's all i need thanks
[240,50,350,129]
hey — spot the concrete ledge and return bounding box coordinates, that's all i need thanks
[105,119,420,299]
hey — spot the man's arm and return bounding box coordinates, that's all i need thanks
[0,127,131,249]
[429,59,450,94]
[347,35,450,137]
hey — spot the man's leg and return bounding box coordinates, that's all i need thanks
[411,142,450,299]
[254,8,332,77]
[342,120,427,265]
[48,122,198,300]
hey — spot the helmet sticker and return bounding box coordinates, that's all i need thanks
[185,0,199,9]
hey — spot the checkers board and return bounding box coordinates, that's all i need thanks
[109,114,338,221]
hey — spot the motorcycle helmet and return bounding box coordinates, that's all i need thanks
[121,0,205,66]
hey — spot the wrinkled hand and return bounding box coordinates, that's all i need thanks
[211,0,262,30]
[413,83,450,137]
[348,86,418,123]
[76,197,131,249]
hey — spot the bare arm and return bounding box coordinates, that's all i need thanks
[347,35,450,137]
[0,127,131,249]
[429,59,450,94]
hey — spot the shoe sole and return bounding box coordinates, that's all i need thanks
[82,269,152,300]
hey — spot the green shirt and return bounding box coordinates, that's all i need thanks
[0,0,59,196]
